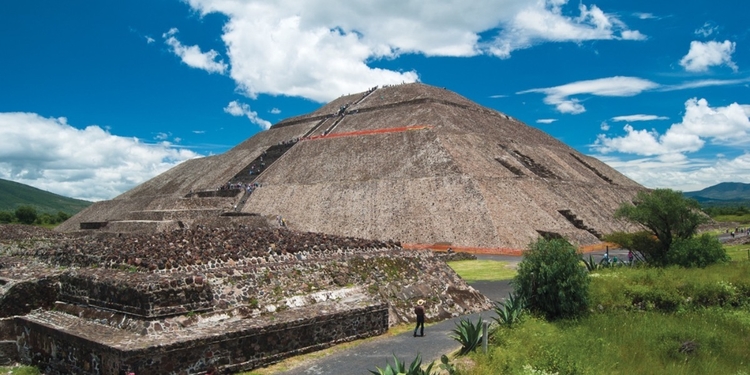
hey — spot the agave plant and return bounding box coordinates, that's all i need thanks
[493,293,526,328]
[369,353,435,375]
[450,316,484,356]
[581,254,599,271]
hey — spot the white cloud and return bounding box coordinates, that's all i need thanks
[490,94,508,99]
[599,152,750,192]
[145,36,155,44]
[179,0,642,102]
[163,28,228,74]
[224,101,272,130]
[600,122,610,131]
[661,77,750,91]
[536,119,557,124]
[488,2,645,57]
[593,98,750,156]
[679,40,738,72]
[192,130,206,134]
[269,108,281,114]
[695,22,718,38]
[154,132,170,140]
[611,114,668,122]
[518,76,658,114]
[0,112,200,201]
[634,12,656,20]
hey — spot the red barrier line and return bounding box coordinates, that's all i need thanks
[403,241,618,256]
[305,125,433,141]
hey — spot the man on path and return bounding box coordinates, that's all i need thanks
[414,299,425,337]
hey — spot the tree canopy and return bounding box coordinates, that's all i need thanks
[612,189,713,266]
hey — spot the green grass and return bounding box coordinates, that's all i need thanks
[712,213,750,224]
[0,365,41,375]
[447,260,517,282]
[460,260,750,375]
[466,309,750,375]
[723,243,750,261]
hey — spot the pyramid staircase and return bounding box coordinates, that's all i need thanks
[558,209,602,239]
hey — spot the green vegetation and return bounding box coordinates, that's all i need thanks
[0,178,90,215]
[514,239,590,320]
[0,205,71,226]
[492,293,525,329]
[446,260,516,282]
[450,316,485,356]
[613,189,709,266]
[0,365,41,375]
[369,353,435,375]
[461,261,750,375]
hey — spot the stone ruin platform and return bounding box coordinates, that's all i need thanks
[0,225,491,374]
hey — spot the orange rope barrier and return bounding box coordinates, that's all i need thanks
[403,241,617,256]
[305,125,433,141]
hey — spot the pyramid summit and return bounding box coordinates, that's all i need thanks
[59,82,642,249]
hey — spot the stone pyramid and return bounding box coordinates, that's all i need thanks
[58,83,643,249]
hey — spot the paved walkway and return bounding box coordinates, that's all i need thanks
[278,256,515,375]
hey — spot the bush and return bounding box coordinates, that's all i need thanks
[514,238,590,320]
[0,211,13,223]
[667,234,730,268]
[14,205,37,225]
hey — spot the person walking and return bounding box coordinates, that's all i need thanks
[414,299,425,337]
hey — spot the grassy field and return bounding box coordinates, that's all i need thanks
[724,243,750,261]
[446,260,517,282]
[712,213,750,224]
[461,260,750,375]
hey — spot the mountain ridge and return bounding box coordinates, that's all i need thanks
[0,178,91,215]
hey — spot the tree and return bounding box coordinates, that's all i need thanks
[513,238,589,320]
[614,189,708,266]
[0,211,14,223]
[14,205,38,225]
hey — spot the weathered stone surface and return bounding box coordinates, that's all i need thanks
[56,83,644,249]
[0,224,489,374]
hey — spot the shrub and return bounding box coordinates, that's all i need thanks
[514,238,590,320]
[667,234,730,268]
[0,211,13,223]
[14,205,37,225]
[451,316,485,355]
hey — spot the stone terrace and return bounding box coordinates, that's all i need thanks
[0,225,490,374]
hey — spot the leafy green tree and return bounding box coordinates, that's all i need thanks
[513,238,589,320]
[0,210,14,223]
[614,189,708,266]
[56,211,71,223]
[667,234,729,268]
[14,205,38,225]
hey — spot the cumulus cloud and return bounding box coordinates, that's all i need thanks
[518,76,658,114]
[536,119,557,124]
[488,2,645,57]
[593,98,750,157]
[163,28,228,74]
[0,112,200,201]
[175,0,642,102]
[145,36,155,44]
[611,114,668,122]
[599,152,750,192]
[600,122,610,131]
[679,40,738,72]
[224,101,272,130]
[269,108,281,114]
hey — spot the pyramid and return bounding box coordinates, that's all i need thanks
[58,83,643,249]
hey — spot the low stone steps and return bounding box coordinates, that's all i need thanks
[124,209,225,221]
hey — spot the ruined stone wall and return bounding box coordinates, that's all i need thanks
[14,302,387,375]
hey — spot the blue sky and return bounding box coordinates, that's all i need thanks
[1,0,748,201]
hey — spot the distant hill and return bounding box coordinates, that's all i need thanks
[0,178,92,215]
[683,182,750,206]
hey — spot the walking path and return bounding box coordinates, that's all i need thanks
[278,256,515,375]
